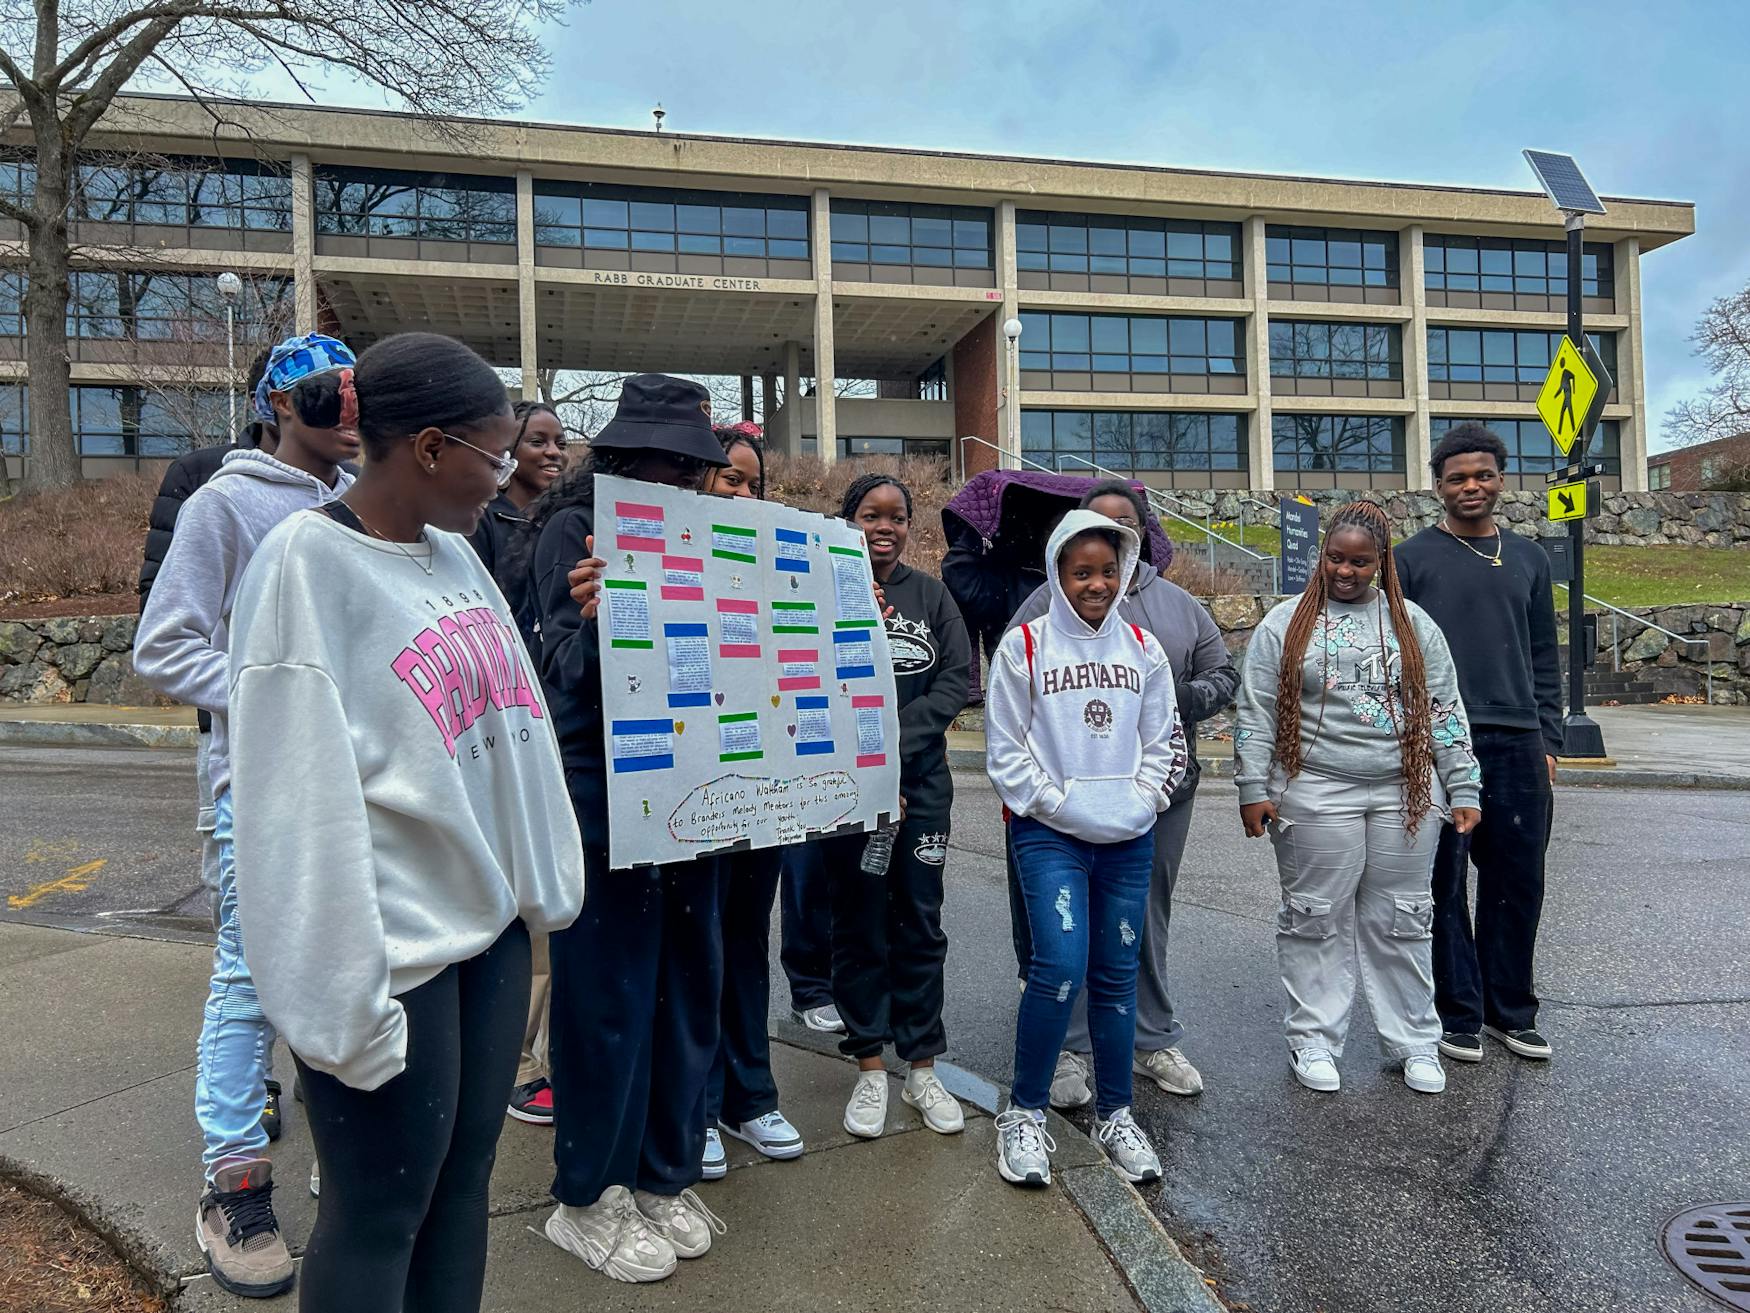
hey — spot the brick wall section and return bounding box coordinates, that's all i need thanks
[1646,432,1750,492]
[953,312,999,476]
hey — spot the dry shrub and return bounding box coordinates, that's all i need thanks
[1163,551,1254,597]
[765,453,953,577]
[0,474,154,605]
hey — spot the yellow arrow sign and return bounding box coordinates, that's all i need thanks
[1547,479,1590,523]
[1536,336,1600,456]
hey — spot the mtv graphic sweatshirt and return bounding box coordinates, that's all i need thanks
[134,448,353,799]
[227,510,584,1091]
[985,510,1188,844]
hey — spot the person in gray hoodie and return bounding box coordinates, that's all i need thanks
[1006,480,1236,1106]
[133,332,358,1300]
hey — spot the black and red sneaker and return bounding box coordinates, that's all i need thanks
[507,1077,555,1125]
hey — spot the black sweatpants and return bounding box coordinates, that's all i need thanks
[1431,726,1553,1034]
[548,841,723,1205]
[706,848,782,1126]
[825,813,950,1063]
[294,920,530,1313]
[779,841,834,1012]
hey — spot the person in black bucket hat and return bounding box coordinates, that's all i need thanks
[518,374,732,1283]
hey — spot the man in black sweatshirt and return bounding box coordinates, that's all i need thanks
[1394,423,1561,1065]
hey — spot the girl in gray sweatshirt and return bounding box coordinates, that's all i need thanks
[1236,501,1480,1098]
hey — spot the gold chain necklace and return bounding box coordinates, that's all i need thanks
[1438,520,1503,567]
[350,507,435,576]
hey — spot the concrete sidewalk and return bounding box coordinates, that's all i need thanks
[0,922,1221,1313]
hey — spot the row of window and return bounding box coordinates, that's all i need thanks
[0,383,231,456]
[1268,321,1401,380]
[1016,312,1242,375]
[0,271,291,340]
[534,184,810,260]
[1424,236,1612,299]
[1015,212,1238,281]
[0,154,1622,297]
[1021,409,1247,473]
[1427,328,1616,386]
[1430,417,1621,476]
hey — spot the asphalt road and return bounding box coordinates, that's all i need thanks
[3,744,1746,1312]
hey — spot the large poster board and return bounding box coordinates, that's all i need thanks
[594,474,902,870]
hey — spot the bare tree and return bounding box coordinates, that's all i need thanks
[1666,284,1750,447]
[0,0,570,492]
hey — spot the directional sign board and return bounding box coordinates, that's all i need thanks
[1547,478,1599,523]
[1278,495,1320,594]
[1536,335,1612,456]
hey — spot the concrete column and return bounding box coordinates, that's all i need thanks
[997,198,1021,465]
[1403,224,1433,489]
[1618,237,1649,491]
[810,188,837,464]
[290,154,316,333]
[740,375,755,421]
[1242,215,1274,490]
[761,373,777,430]
[515,170,538,401]
[783,339,802,458]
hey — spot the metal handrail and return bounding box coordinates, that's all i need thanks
[1553,583,1714,706]
[1048,454,1276,564]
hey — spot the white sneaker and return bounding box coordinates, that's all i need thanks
[634,1188,725,1260]
[1289,1047,1341,1092]
[901,1068,965,1134]
[701,1126,726,1180]
[1403,1054,1447,1094]
[545,1185,677,1283]
[721,1110,805,1160]
[1134,1047,1204,1097]
[994,1107,1056,1187]
[843,1070,888,1138]
[1048,1051,1093,1110]
[792,1004,846,1033]
[1094,1106,1162,1184]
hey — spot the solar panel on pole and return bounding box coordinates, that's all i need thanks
[1522,150,1607,215]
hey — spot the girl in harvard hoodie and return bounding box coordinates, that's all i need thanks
[985,510,1187,1190]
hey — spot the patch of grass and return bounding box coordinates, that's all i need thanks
[1571,544,1750,608]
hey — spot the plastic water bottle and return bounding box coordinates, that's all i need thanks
[860,821,899,875]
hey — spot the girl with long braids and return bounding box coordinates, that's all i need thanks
[824,473,971,1142]
[696,422,807,1178]
[1235,500,1481,1096]
[524,375,733,1286]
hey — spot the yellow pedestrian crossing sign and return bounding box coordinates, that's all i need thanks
[1536,335,1609,456]
[1547,478,1597,523]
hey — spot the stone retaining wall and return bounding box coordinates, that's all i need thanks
[0,615,164,705]
[1203,595,1750,706]
[1168,490,1750,548]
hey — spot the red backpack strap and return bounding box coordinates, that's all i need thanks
[1022,620,1036,680]
[1130,623,1145,649]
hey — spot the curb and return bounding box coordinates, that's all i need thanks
[0,719,198,750]
[773,1026,1224,1313]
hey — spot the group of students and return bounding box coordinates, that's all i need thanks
[134,328,1560,1311]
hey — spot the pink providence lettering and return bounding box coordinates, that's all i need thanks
[391,605,545,757]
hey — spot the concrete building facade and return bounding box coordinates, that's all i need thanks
[0,95,1694,491]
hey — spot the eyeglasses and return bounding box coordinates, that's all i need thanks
[421,431,518,488]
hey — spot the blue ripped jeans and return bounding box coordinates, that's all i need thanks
[1009,817,1152,1118]
[194,789,276,1179]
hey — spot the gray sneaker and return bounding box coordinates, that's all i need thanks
[792,1004,846,1033]
[634,1188,725,1260]
[1048,1050,1093,1110]
[545,1185,676,1283]
[994,1107,1056,1187]
[195,1160,295,1298]
[1093,1106,1162,1184]
[1134,1047,1204,1096]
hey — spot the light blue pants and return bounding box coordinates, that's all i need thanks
[194,789,276,1179]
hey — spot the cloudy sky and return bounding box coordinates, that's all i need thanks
[255,0,1745,451]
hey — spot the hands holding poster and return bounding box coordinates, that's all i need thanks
[594,473,902,870]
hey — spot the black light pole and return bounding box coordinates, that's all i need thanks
[1559,213,1605,757]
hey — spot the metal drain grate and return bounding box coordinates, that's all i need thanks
[1662,1203,1750,1311]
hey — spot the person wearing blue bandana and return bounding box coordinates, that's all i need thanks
[134,330,360,1300]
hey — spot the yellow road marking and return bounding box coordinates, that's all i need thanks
[7,858,106,909]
